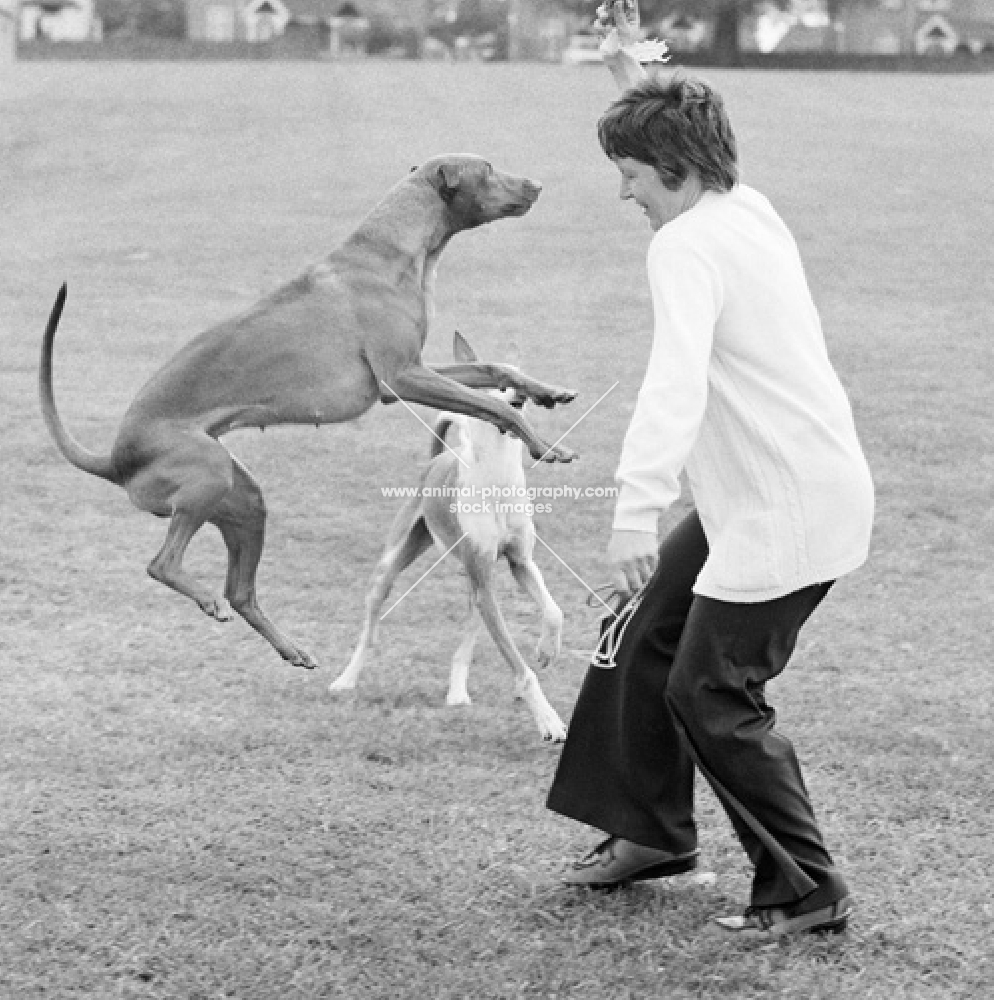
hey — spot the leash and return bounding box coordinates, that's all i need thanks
[582,582,648,670]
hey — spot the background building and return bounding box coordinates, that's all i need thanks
[1,0,16,61]
[18,0,102,41]
[835,0,994,56]
[185,0,429,48]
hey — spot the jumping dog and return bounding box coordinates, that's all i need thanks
[39,156,576,670]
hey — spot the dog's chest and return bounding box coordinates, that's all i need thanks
[422,252,441,325]
[464,432,525,490]
[453,435,530,553]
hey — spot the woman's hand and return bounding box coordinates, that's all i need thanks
[595,2,641,48]
[594,2,649,90]
[607,528,659,598]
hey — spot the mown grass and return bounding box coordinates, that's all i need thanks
[1,62,992,998]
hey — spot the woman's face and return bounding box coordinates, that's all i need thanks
[612,156,695,231]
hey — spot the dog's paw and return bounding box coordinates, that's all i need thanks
[445,690,473,707]
[201,597,233,621]
[533,386,576,408]
[530,442,577,464]
[284,645,320,670]
[535,636,561,669]
[531,695,568,744]
[328,674,357,694]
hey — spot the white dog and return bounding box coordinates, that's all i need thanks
[330,333,567,743]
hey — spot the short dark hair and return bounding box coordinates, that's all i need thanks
[598,74,738,193]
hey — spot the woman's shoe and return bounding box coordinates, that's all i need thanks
[714,896,852,939]
[562,836,699,888]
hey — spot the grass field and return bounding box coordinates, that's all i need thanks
[2,60,993,999]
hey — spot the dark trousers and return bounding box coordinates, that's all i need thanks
[547,511,849,908]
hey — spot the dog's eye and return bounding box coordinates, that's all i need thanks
[409,165,419,173]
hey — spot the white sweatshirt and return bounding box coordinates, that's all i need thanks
[613,184,874,603]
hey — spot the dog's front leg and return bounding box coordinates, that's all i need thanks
[430,362,575,410]
[380,365,577,463]
[471,584,567,744]
[507,555,564,670]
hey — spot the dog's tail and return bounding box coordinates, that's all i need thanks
[38,285,119,484]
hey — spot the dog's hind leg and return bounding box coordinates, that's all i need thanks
[507,553,564,669]
[148,504,233,621]
[135,438,238,622]
[213,458,318,669]
[446,593,481,706]
[331,494,433,692]
[469,572,567,744]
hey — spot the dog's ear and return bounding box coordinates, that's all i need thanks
[437,163,462,204]
[452,330,478,364]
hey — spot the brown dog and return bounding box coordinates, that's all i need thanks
[39,155,576,669]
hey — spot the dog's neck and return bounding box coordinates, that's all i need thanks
[421,244,447,324]
[350,178,457,259]
[343,181,456,324]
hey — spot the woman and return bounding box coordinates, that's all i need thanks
[546,4,874,939]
